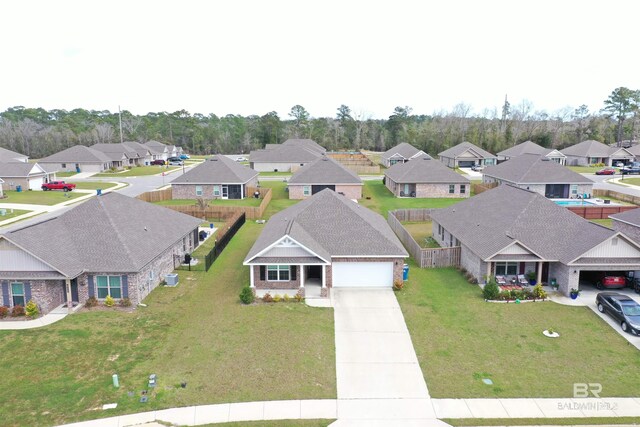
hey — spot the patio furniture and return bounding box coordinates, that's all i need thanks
[517,274,529,286]
[495,275,507,285]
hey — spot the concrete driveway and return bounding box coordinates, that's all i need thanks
[332,289,439,424]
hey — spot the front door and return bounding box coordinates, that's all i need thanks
[404,184,410,195]
[63,279,79,303]
[222,185,229,199]
[307,265,322,279]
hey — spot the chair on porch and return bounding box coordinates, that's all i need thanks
[495,275,507,285]
[517,274,529,286]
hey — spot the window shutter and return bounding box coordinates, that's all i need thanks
[290,266,297,281]
[1,281,9,306]
[88,276,95,298]
[121,275,129,299]
[24,282,32,302]
[259,266,265,281]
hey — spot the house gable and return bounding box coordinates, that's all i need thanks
[457,148,483,159]
[0,237,61,273]
[245,235,329,264]
[576,234,640,260]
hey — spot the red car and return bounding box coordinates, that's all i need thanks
[41,181,76,192]
[584,271,628,289]
[595,168,616,175]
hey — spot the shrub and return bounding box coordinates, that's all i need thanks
[11,305,25,317]
[283,294,291,302]
[0,306,8,318]
[294,293,304,303]
[465,272,478,284]
[532,283,547,299]
[104,295,115,307]
[393,280,404,291]
[25,300,39,318]
[483,280,500,300]
[85,296,98,308]
[262,292,273,303]
[239,286,254,304]
[119,298,132,307]
[273,293,282,303]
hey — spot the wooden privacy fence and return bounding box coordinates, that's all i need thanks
[471,182,497,195]
[567,205,637,219]
[136,187,172,202]
[387,209,461,268]
[593,189,640,206]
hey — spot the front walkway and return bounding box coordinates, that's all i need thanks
[0,304,80,330]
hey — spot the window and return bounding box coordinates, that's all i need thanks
[183,237,187,251]
[303,186,311,196]
[438,224,442,235]
[449,235,453,247]
[195,185,203,196]
[571,184,578,195]
[449,184,455,194]
[96,276,122,299]
[267,265,290,281]
[495,262,518,276]
[213,185,221,197]
[11,282,25,306]
[61,163,67,169]
[460,184,466,194]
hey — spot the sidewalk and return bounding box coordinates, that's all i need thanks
[0,304,78,330]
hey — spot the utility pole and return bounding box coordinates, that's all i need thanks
[118,105,124,144]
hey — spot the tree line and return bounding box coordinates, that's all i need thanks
[0,87,637,159]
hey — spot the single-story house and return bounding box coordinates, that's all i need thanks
[0,162,50,191]
[561,140,635,166]
[38,145,114,173]
[482,153,593,198]
[497,140,566,165]
[438,141,497,169]
[171,154,259,200]
[249,139,325,172]
[287,156,363,199]
[610,208,640,245]
[384,156,470,198]
[380,142,429,167]
[0,192,201,315]
[91,143,142,167]
[243,189,408,297]
[143,140,182,160]
[430,184,640,296]
[122,141,153,165]
[0,147,28,163]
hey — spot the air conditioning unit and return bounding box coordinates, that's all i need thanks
[165,273,179,287]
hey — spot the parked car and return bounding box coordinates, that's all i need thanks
[595,167,617,175]
[471,164,484,171]
[596,292,640,335]
[167,156,182,163]
[622,162,640,175]
[615,161,625,167]
[168,159,184,166]
[179,154,190,160]
[236,156,248,162]
[583,271,628,289]
[41,181,76,192]
[150,159,165,165]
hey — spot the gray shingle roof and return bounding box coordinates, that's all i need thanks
[123,141,152,157]
[0,162,46,178]
[249,144,323,163]
[497,141,553,158]
[39,145,112,163]
[438,141,496,159]
[288,156,362,185]
[0,147,28,162]
[172,154,258,184]
[429,185,616,264]
[91,143,140,159]
[3,192,202,277]
[381,143,427,161]
[245,190,408,263]
[561,140,613,157]
[385,157,469,184]
[482,153,592,184]
[143,140,169,155]
[282,138,326,154]
[610,208,640,227]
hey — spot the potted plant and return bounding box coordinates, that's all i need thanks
[550,278,559,291]
[526,270,537,286]
[570,288,581,300]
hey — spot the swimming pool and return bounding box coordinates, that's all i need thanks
[554,200,597,207]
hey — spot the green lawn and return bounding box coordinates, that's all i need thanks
[567,166,606,174]
[0,208,31,221]
[93,166,180,177]
[360,180,465,217]
[259,181,299,218]
[590,218,612,227]
[396,266,640,398]
[154,198,262,207]
[0,190,84,205]
[619,177,640,186]
[56,171,77,177]
[71,181,120,191]
[259,171,293,176]
[0,222,336,427]
[401,221,439,248]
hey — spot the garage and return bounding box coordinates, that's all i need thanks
[28,176,44,191]
[458,160,475,168]
[312,184,335,195]
[332,262,393,287]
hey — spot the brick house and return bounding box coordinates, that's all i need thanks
[244,190,408,297]
[287,156,363,200]
[438,141,497,169]
[0,193,201,314]
[610,209,640,244]
[39,145,114,173]
[561,139,635,166]
[497,140,566,165]
[0,162,50,191]
[249,139,325,172]
[171,155,259,200]
[380,142,429,167]
[384,156,470,198]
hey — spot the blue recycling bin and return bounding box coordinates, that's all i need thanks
[96,189,102,196]
[16,185,22,192]
[403,264,409,280]
[76,166,81,173]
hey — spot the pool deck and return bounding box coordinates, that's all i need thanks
[554,197,619,206]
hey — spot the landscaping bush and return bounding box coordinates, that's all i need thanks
[25,300,39,318]
[104,295,115,307]
[85,296,98,308]
[0,306,8,318]
[283,294,291,302]
[119,298,132,307]
[532,283,548,299]
[239,286,254,304]
[393,280,404,291]
[294,292,304,302]
[273,294,282,302]
[482,280,500,300]
[11,305,25,317]
[262,292,273,303]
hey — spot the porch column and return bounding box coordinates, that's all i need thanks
[241,185,244,199]
[321,265,326,288]
[537,262,543,285]
[300,265,305,288]
[486,261,492,283]
[249,266,255,288]
[65,278,72,313]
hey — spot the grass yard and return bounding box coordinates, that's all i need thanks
[56,171,77,177]
[401,221,439,248]
[259,181,299,218]
[0,190,84,205]
[154,198,262,207]
[360,180,464,217]
[259,171,293,176]
[71,181,120,191]
[0,222,336,427]
[619,177,640,186]
[396,266,640,398]
[590,218,612,227]
[93,166,180,177]
[0,208,31,221]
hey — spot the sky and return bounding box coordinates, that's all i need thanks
[1,0,638,120]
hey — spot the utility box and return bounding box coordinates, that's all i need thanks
[165,273,179,287]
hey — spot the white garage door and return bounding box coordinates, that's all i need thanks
[28,177,44,190]
[332,262,394,288]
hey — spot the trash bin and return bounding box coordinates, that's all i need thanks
[96,189,102,196]
[403,264,409,280]
[16,185,22,192]
[76,166,81,173]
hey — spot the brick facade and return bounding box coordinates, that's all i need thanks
[482,178,593,198]
[252,265,301,289]
[288,184,362,200]
[172,178,258,200]
[386,177,468,198]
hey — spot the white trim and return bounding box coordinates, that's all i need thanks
[0,236,70,277]
[244,234,330,264]
[250,265,255,288]
[567,232,640,264]
[484,239,548,262]
[245,262,328,266]
[321,265,326,288]
[266,265,291,281]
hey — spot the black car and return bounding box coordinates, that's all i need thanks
[150,159,165,165]
[622,162,640,174]
[596,292,640,335]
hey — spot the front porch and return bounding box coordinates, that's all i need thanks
[249,264,330,299]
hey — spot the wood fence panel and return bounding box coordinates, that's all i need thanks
[136,187,172,202]
[567,205,637,219]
